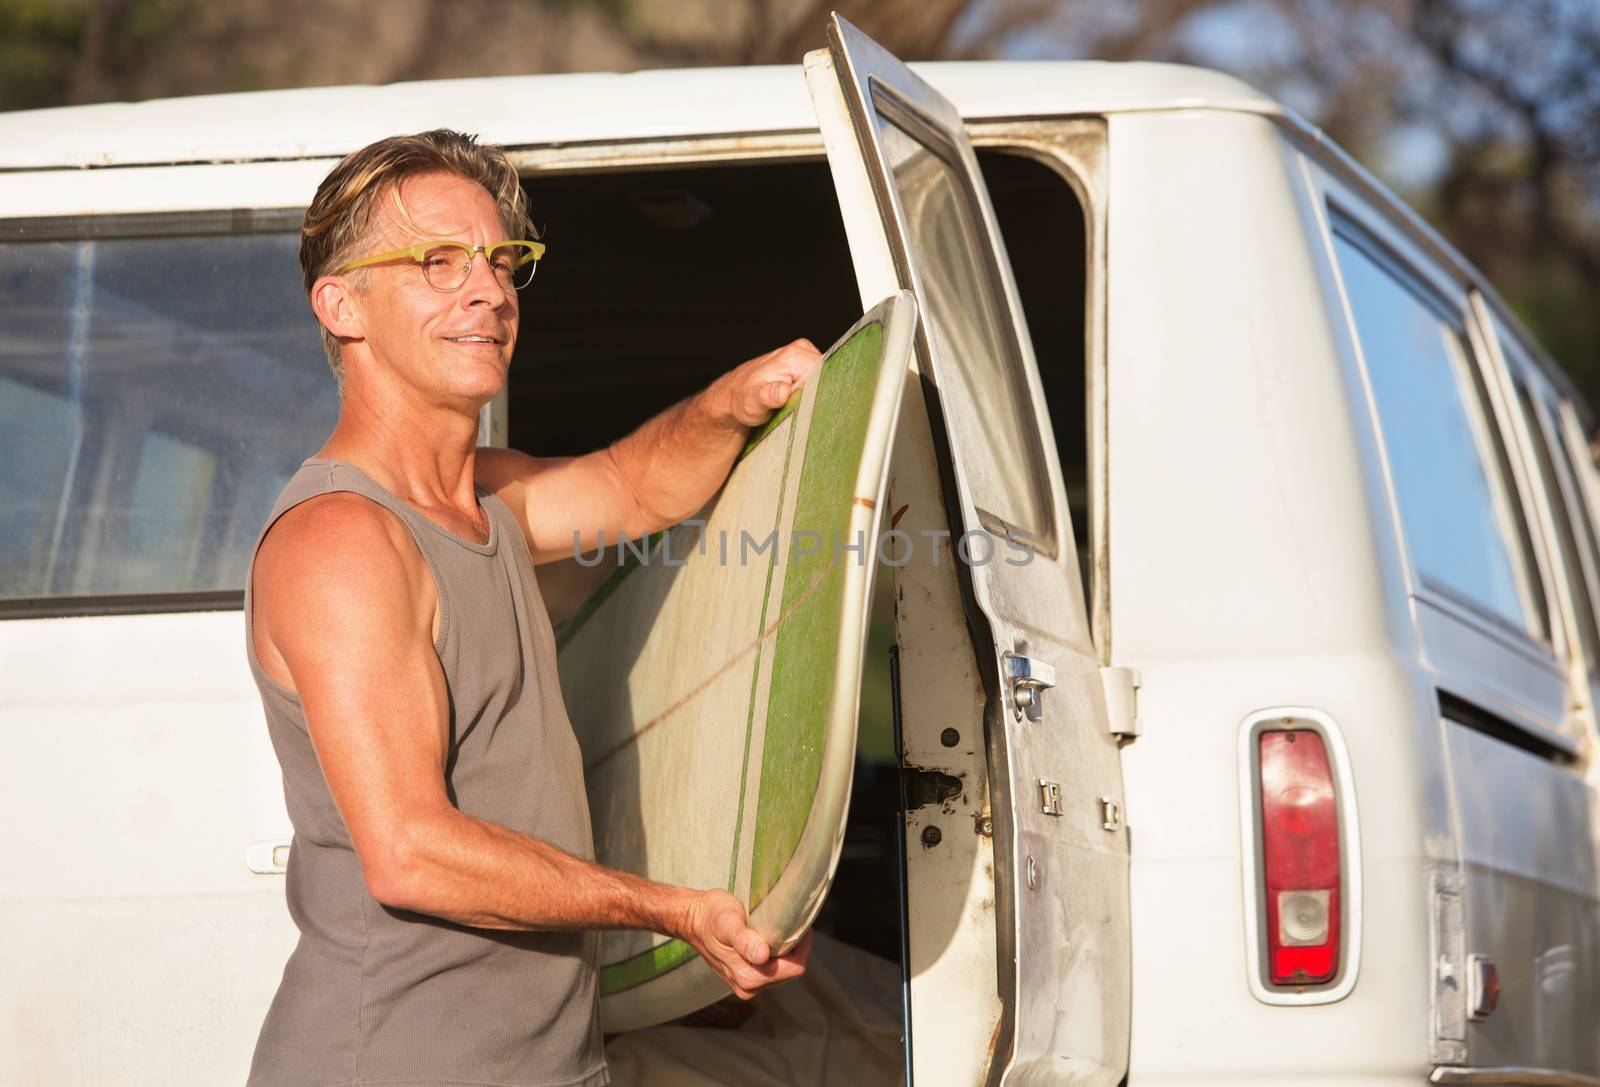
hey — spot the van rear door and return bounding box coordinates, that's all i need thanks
[805,16,1131,1085]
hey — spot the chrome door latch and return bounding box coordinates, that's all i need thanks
[1005,654,1057,722]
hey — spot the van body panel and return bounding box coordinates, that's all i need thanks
[0,160,331,218]
[0,611,297,1084]
[1445,722,1600,1074]
[1106,109,1442,1080]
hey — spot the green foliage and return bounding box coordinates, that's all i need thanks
[0,0,86,110]
[0,0,190,110]
[536,0,629,21]
[116,0,184,58]
[1511,265,1598,396]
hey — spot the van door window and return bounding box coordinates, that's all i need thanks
[0,224,337,612]
[874,112,1055,552]
[1332,228,1545,638]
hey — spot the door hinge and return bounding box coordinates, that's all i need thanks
[1099,666,1142,739]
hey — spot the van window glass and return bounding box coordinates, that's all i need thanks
[1515,384,1600,669]
[0,230,338,605]
[873,101,1056,555]
[1333,231,1542,635]
[1551,410,1600,622]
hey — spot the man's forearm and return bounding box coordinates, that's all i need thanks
[369,806,698,937]
[605,387,747,532]
[367,806,810,1002]
[602,339,820,534]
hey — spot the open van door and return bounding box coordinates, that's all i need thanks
[805,16,1131,1085]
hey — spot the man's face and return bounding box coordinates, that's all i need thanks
[350,171,519,405]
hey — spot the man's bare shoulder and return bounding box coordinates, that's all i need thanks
[253,493,436,681]
[257,492,422,587]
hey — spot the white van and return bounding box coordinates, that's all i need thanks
[2,15,1597,1086]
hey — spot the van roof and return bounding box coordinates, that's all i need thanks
[0,61,1276,170]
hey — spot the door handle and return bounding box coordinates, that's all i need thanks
[246,839,291,874]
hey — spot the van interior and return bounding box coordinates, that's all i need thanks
[510,150,1089,1064]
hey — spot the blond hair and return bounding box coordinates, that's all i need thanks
[299,129,532,385]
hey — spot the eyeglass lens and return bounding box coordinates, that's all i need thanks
[421,244,537,291]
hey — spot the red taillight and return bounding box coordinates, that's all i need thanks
[1259,729,1341,986]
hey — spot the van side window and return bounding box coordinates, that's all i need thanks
[1515,383,1600,670]
[1332,228,1545,638]
[1551,410,1600,622]
[0,227,337,612]
[1497,304,1600,674]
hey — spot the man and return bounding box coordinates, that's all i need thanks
[245,129,817,1086]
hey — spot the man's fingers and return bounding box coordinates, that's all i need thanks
[748,939,809,981]
[760,954,808,984]
[781,929,813,968]
[725,337,821,425]
[726,930,810,994]
[702,894,769,964]
[736,926,770,966]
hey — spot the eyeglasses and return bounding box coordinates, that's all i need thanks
[337,239,546,291]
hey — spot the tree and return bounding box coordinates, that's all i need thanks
[4,0,1596,407]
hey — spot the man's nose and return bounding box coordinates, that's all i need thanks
[461,250,512,307]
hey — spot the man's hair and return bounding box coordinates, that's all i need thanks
[299,128,532,386]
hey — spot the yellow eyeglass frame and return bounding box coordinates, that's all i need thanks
[337,239,546,290]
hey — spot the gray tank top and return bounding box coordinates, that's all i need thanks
[243,458,608,1087]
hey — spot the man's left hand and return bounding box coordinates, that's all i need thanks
[714,338,823,427]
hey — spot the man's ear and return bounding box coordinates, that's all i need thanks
[310,275,364,343]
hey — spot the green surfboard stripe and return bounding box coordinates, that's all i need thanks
[598,937,698,995]
[748,321,883,904]
[726,405,804,891]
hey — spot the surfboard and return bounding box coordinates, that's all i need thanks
[555,292,916,1032]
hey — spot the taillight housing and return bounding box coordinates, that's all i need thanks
[1240,708,1358,1003]
[1259,729,1340,985]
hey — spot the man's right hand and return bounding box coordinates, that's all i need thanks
[679,889,811,1000]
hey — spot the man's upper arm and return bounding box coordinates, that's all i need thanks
[476,446,647,564]
[252,494,454,883]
